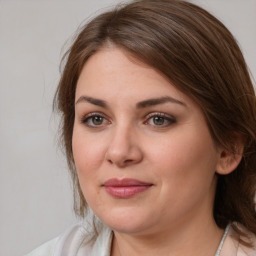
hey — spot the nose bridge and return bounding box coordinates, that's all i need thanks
[105,120,142,166]
[112,121,131,146]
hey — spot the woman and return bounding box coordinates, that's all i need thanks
[27,0,256,255]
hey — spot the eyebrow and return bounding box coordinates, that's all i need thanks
[75,95,186,108]
[76,96,108,107]
[136,96,187,108]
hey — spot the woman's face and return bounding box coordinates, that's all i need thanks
[73,47,222,235]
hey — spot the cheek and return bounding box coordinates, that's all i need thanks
[72,129,106,181]
[152,131,218,213]
[72,132,107,207]
[151,126,218,183]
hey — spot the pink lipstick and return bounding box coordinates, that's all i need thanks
[103,178,152,199]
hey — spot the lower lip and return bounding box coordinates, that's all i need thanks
[104,185,151,199]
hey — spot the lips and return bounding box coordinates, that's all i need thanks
[103,178,153,199]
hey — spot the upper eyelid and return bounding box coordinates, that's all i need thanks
[80,112,110,124]
[145,112,176,119]
[81,111,108,119]
[144,112,177,126]
[80,112,110,129]
[79,111,176,123]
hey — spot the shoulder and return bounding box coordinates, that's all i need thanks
[236,224,256,256]
[25,237,58,256]
[25,223,113,256]
[224,223,256,256]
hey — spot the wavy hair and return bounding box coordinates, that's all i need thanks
[54,0,256,239]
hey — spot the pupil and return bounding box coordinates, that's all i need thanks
[93,116,103,125]
[153,116,164,125]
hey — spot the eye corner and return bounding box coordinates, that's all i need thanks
[80,112,111,128]
[144,112,176,128]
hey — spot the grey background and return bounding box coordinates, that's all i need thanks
[0,1,255,255]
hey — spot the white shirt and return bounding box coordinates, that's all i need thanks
[26,223,256,256]
[26,224,112,256]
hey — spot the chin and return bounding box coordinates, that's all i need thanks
[97,207,153,234]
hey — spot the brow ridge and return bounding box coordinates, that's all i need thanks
[75,96,107,107]
[136,96,186,108]
[75,95,186,109]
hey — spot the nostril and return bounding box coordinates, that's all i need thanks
[124,159,133,163]
[107,158,132,165]
[105,141,143,167]
[108,159,113,164]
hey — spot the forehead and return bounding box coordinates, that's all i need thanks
[76,47,188,104]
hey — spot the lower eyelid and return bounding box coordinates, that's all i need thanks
[80,112,113,129]
[79,112,176,127]
[148,117,175,125]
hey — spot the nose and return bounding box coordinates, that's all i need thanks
[105,125,143,168]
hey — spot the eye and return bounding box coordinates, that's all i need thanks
[81,113,109,128]
[145,113,176,127]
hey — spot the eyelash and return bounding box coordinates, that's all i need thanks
[80,112,109,128]
[80,112,176,128]
[144,112,176,127]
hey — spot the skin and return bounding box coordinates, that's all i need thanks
[73,47,229,255]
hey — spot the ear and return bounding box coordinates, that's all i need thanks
[216,134,245,175]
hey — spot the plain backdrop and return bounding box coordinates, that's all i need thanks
[0,1,255,255]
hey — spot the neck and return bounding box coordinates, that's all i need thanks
[111,213,224,256]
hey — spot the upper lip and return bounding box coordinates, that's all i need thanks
[103,178,152,187]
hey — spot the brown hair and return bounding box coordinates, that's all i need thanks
[54,0,256,237]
